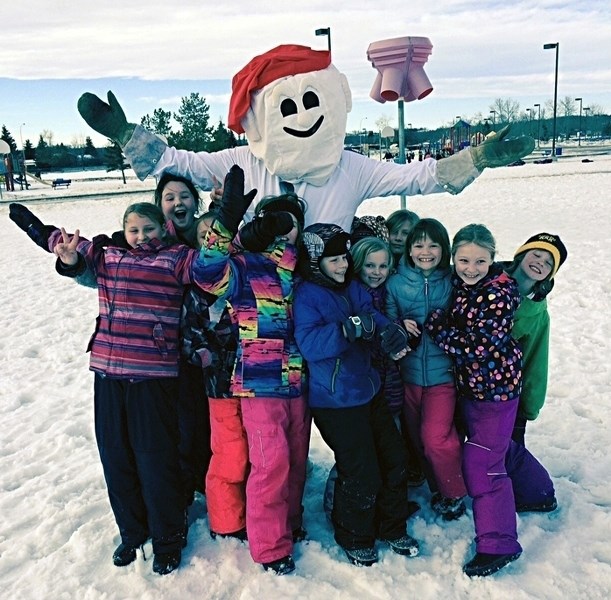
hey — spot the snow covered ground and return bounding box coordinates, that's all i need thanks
[1,155,611,599]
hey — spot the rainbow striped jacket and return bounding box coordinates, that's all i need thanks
[192,221,304,399]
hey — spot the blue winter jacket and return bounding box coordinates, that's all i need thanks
[294,279,391,409]
[386,264,454,387]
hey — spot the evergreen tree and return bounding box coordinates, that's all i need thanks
[35,135,51,169]
[1,126,17,153]
[24,139,35,160]
[141,108,173,139]
[84,136,97,157]
[170,93,213,151]
[105,141,128,184]
[208,119,238,152]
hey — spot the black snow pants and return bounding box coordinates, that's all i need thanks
[94,374,186,554]
[311,391,410,550]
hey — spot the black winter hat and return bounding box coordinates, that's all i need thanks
[254,193,306,228]
[301,223,353,288]
[514,232,567,278]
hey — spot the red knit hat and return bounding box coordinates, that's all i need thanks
[228,44,331,134]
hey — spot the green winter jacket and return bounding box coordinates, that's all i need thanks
[512,296,550,420]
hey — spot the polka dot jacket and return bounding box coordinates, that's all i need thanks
[425,263,522,402]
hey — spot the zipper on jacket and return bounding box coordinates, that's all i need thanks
[422,276,430,387]
[331,358,341,394]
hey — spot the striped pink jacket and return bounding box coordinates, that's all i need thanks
[50,229,203,379]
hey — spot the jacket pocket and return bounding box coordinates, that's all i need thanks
[152,323,169,358]
[331,359,341,394]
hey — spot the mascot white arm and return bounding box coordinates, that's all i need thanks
[78,44,533,230]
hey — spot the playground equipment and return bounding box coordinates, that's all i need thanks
[366,36,434,208]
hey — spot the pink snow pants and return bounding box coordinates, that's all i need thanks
[403,382,467,499]
[241,395,311,564]
[205,397,248,535]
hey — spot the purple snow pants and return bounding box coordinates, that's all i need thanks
[463,398,521,555]
[462,397,555,555]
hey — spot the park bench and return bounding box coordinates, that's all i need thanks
[52,178,72,189]
[14,175,31,189]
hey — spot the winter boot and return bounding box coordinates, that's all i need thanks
[431,492,467,521]
[516,497,557,513]
[112,543,138,567]
[463,552,521,577]
[343,546,379,566]
[383,534,420,557]
[262,555,296,575]
[292,526,308,543]
[152,549,182,575]
[209,527,248,541]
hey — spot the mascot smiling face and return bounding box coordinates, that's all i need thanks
[228,45,352,186]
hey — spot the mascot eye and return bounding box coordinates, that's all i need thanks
[303,91,320,110]
[280,98,298,117]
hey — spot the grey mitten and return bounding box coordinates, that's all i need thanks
[470,125,535,170]
[77,91,136,147]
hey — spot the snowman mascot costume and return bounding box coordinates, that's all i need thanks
[78,44,533,229]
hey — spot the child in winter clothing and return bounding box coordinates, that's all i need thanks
[386,209,420,268]
[194,174,310,576]
[155,178,214,506]
[426,223,556,578]
[322,236,409,518]
[10,200,231,576]
[294,223,420,567]
[504,233,567,445]
[350,237,405,425]
[384,209,425,486]
[386,218,467,521]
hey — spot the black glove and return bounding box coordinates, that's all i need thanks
[239,212,295,252]
[343,313,375,343]
[380,323,409,354]
[77,91,136,147]
[9,203,56,252]
[216,165,257,235]
[407,329,422,351]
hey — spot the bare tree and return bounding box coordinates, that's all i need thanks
[586,103,605,116]
[375,114,393,131]
[41,129,54,146]
[490,98,521,123]
[559,96,576,118]
[71,134,85,148]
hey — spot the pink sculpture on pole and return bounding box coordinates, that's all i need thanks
[367,36,433,103]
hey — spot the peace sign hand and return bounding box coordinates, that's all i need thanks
[53,228,80,265]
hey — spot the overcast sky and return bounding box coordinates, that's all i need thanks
[3,0,610,146]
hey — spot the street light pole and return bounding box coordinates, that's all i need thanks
[19,123,28,191]
[534,103,541,148]
[575,97,583,146]
[583,107,590,142]
[526,108,532,137]
[315,27,331,55]
[489,109,496,127]
[544,42,559,159]
[359,117,367,153]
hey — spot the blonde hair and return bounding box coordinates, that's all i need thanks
[451,223,496,260]
[351,237,392,275]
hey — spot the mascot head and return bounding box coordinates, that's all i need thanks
[228,44,352,186]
